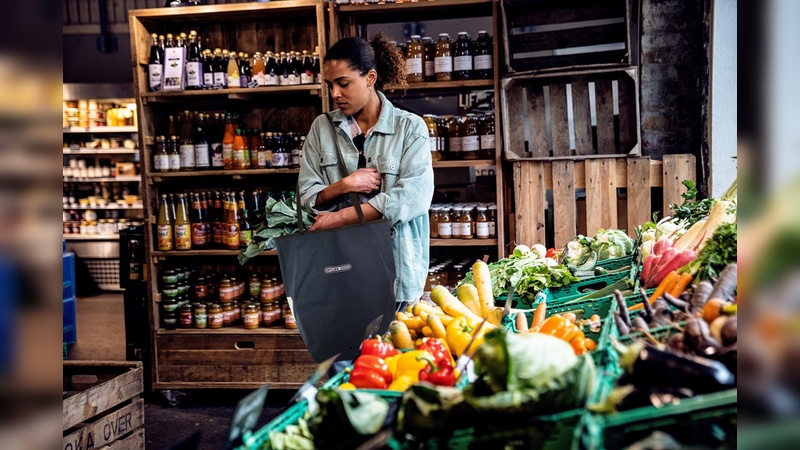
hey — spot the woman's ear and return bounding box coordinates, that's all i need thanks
[366,68,378,87]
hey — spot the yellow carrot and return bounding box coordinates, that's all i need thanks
[456,284,484,317]
[426,314,447,339]
[472,260,500,325]
[431,285,483,322]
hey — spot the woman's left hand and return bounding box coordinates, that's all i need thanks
[309,211,344,231]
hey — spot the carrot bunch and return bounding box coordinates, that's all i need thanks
[514,302,598,355]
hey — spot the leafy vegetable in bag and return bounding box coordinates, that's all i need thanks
[239,198,315,265]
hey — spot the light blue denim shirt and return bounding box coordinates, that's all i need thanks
[298,91,434,303]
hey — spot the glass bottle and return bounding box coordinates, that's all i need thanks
[257,132,269,168]
[147,33,164,92]
[194,113,210,170]
[225,192,241,250]
[242,303,259,329]
[168,135,181,172]
[222,113,235,169]
[300,51,314,85]
[278,52,290,85]
[194,303,207,329]
[211,191,224,248]
[448,116,463,159]
[202,49,214,89]
[213,49,227,88]
[227,51,240,88]
[423,114,441,161]
[462,207,474,239]
[453,32,473,80]
[190,192,208,249]
[451,206,463,239]
[473,30,493,80]
[179,304,193,328]
[476,206,490,239]
[283,303,297,329]
[405,35,424,84]
[157,194,173,251]
[154,135,169,173]
[194,275,208,301]
[208,304,223,329]
[232,129,248,170]
[222,303,235,326]
[429,205,440,239]
[179,111,195,171]
[174,193,192,250]
[461,114,480,160]
[264,52,279,86]
[480,113,496,159]
[488,204,497,238]
[422,37,436,82]
[438,207,452,239]
[312,52,321,84]
[239,52,252,88]
[239,203,253,248]
[185,32,203,90]
[435,33,453,82]
[252,52,266,86]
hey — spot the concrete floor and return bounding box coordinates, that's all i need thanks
[66,293,293,449]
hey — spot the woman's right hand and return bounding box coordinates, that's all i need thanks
[345,168,381,194]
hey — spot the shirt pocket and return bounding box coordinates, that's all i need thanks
[377,156,400,192]
[319,151,340,183]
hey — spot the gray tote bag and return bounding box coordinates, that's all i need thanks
[275,114,397,362]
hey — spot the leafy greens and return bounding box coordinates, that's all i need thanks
[238,197,315,265]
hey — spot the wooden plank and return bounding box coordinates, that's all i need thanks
[63,366,144,431]
[157,348,314,365]
[570,78,593,155]
[594,79,616,154]
[552,161,576,248]
[157,333,309,351]
[584,159,618,235]
[549,83,571,157]
[505,83,526,158]
[98,427,145,450]
[509,22,628,54]
[626,157,651,237]
[513,162,546,245]
[235,21,258,56]
[662,154,696,216]
[505,2,625,28]
[63,399,144,450]
[526,83,549,157]
[617,74,637,153]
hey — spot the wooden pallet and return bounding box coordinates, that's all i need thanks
[63,361,145,450]
[501,67,640,160]
[511,154,696,249]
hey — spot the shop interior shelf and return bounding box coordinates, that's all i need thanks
[432,159,495,169]
[156,327,301,336]
[63,126,139,133]
[430,238,498,247]
[140,85,322,100]
[63,176,141,182]
[151,249,278,257]
[63,148,139,154]
[147,169,300,180]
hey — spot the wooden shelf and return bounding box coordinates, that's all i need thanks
[64,205,143,210]
[151,249,278,257]
[63,148,138,155]
[386,79,493,93]
[336,0,492,22]
[141,84,322,101]
[431,238,497,247]
[129,0,319,22]
[433,159,495,169]
[156,327,300,336]
[63,176,141,182]
[64,234,120,240]
[63,126,138,133]
[147,168,299,180]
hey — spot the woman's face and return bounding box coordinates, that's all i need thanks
[323,59,376,116]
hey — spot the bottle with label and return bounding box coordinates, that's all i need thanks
[225,192,241,250]
[210,112,224,169]
[290,134,301,168]
[435,33,453,82]
[239,203,253,248]
[278,52,289,85]
[211,191,223,248]
[154,135,169,173]
[213,49,227,88]
[179,111,195,170]
[185,32,203,90]
[194,113,210,170]
[174,193,192,250]
[300,51,315,84]
[202,50,214,89]
[476,206,490,239]
[461,114,480,159]
[272,134,290,167]
[257,132,269,168]
[190,193,208,249]
[488,204,497,238]
[438,207,452,239]
[429,205,440,238]
[252,52,266,86]
[157,194,173,250]
[461,207,474,239]
[473,30,493,79]
[423,114,441,161]
[422,37,436,82]
[147,33,164,92]
[249,130,261,169]
[168,135,181,172]
[239,52,252,88]
[264,52,279,86]
[227,51,240,88]
[447,116,463,159]
[451,206,463,238]
[288,52,302,86]
[312,52,321,84]
[222,113,235,169]
[406,35,424,83]
[480,112,496,159]
[232,129,249,170]
[453,32,473,80]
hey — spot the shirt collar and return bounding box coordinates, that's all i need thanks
[330,91,396,135]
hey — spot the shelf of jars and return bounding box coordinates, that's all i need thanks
[63,234,121,240]
[151,249,277,258]
[63,176,141,183]
[140,85,322,101]
[155,327,299,335]
[386,79,493,92]
[430,238,497,247]
[64,205,144,211]
[334,0,492,20]
[432,159,494,169]
[63,126,139,133]
[147,168,300,181]
[63,148,139,155]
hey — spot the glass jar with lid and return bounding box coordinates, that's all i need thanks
[422,37,436,82]
[260,278,275,303]
[429,205,440,238]
[476,206,490,239]
[222,303,235,326]
[193,303,208,329]
[447,116,463,159]
[438,207,453,239]
[270,301,282,326]
[261,303,273,327]
[480,113,496,159]
[450,207,462,238]
[194,276,208,301]
[249,273,262,300]
[219,279,234,303]
[460,207,474,239]
[283,303,297,329]
[422,114,441,161]
[243,303,260,330]
[453,32,473,80]
[406,35,424,83]
[488,204,498,238]
[208,304,223,329]
[179,304,193,328]
[434,33,453,81]
[461,114,480,160]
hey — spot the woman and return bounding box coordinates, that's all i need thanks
[298,33,434,310]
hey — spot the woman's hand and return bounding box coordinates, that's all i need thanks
[345,168,381,194]
[309,211,346,231]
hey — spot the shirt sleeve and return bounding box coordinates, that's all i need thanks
[368,117,434,225]
[298,117,336,214]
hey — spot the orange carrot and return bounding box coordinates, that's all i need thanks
[515,312,529,332]
[630,271,679,312]
[532,302,547,328]
[669,272,694,297]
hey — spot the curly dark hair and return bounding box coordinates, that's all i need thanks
[324,32,407,92]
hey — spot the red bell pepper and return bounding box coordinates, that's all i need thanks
[360,336,400,358]
[417,355,456,387]
[352,354,392,385]
[349,368,389,389]
[416,338,453,369]
[546,248,557,259]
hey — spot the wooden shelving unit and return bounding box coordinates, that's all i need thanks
[63,126,139,133]
[129,0,327,391]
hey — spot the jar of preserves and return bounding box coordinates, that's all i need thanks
[179,304,193,328]
[488,204,498,238]
[423,114,441,161]
[261,303,273,327]
[283,303,297,329]
[434,33,453,82]
[176,268,187,283]
[462,114,480,159]
[260,278,275,303]
[480,113,496,159]
[243,303,260,330]
[461,207,474,239]
[161,297,179,315]
[162,311,177,330]
[450,264,467,286]
[476,206,490,239]
[161,269,178,285]
[473,30,493,80]
[162,283,179,299]
[406,35,424,83]
[422,37,436,82]
[208,304,223,329]
[194,303,208,329]
[233,301,242,322]
[429,205,440,239]
[450,207,462,238]
[249,274,261,300]
[222,303,235,326]
[438,207,453,239]
[447,116,463,159]
[194,276,208,300]
[219,279,234,303]
[453,32,473,80]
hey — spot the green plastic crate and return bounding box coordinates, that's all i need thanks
[495,288,553,310]
[549,271,631,302]
[594,256,634,272]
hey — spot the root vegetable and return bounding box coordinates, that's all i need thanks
[515,312,529,332]
[431,285,482,322]
[426,313,447,340]
[703,298,726,324]
[456,284,484,317]
[615,311,631,336]
[615,290,631,326]
[690,280,714,314]
[389,321,414,349]
[472,260,500,325]
[532,302,547,328]
[708,263,738,302]
[662,292,689,312]
[633,316,650,333]
[721,317,737,346]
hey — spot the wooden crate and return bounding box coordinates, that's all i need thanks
[63,361,145,450]
[511,154,696,249]
[501,67,640,160]
[501,0,635,75]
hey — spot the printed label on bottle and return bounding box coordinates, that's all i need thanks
[461,222,472,237]
[489,221,496,237]
[291,149,301,166]
[155,154,169,171]
[438,222,452,237]
[211,143,224,167]
[480,134,496,150]
[301,72,314,84]
[406,58,423,75]
[174,224,191,250]
[434,57,453,74]
[255,71,265,86]
[474,54,493,71]
[314,73,321,84]
[240,229,253,246]
[222,143,234,169]
[232,149,247,169]
[462,135,480,152]
[439,136,446,153]
[157,225,173,250]
[168,154,181,171]
[148,64,163,91]
[476,222,490,238]
[213,72,227,89]
[272,152,290,167]
[425,61,435,77]
[191,223,208,246]
[179,144,195,168]
[203,72,214,87]
[257,151,268,168]
[454,55,473,71]
[264,73,279,86]
[286,74,298,85]
[429,137,437,153]
[194,143,210,168]
[225,224,240,249]
[247,78,258,89]
[449,137,462,153]
[227,74,239,88]
[186,62,202,87]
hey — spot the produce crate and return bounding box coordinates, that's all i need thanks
[548,271,631,302]
[63,252,76,300]
[495,288,553,310]
[63,361,145,450]
[594,255,634,272]
[501,0,636,75]
[63,296,77,345]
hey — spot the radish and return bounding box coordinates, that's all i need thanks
[647,249,697,288]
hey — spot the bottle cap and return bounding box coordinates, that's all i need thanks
[411,34,421,39]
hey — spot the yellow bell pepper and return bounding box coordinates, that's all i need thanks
[387,374,415,391]
[395,350,432,376]
[338,382,356,390]
[446,316,488,357]
[385,355,399,376]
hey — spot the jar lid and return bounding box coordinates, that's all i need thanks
[477,206,488,210]
[488,205,497,210]
[411,34,421,39]
[458,32,469,36]
[438,33,449,37]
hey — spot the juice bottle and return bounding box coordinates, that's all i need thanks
[174,193,192,250]
[453,32,473,80]
[435,33,453,82]
[252,52,266,86]
[405,35,424,83]
[225,192,241,250]
[232,129,248,170]
[157,194,173,250]
[226,51,240,88]
[222,113,235,169]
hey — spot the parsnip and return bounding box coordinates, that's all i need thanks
[430,285,483,322]
[472,260,500,325]
[456,284,484,317]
